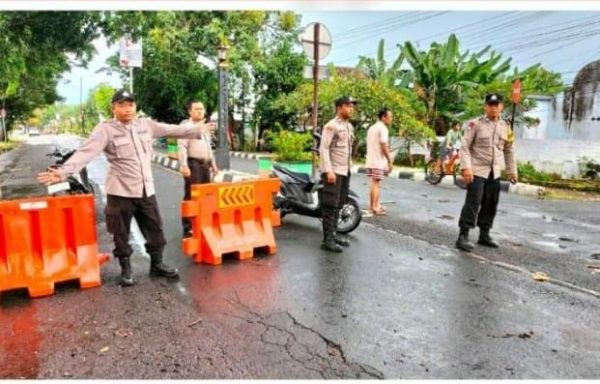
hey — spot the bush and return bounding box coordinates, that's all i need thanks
[578,156,600,179]
[0,140,19,153]
[268,130,313,162]
[517,162,560,184]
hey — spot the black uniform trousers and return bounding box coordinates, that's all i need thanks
[458,171,501,231]
[105,189,166,260]
[182,158,212,234]
[321,173,350,239]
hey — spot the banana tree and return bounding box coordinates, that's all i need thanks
[357,39,413,89]
[401,33,511,134]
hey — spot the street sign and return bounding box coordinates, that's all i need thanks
[196,53,217,70]
[512,79,522,104]
[301,22,332,60]
[119,37,143,68]
[303,65,329,80]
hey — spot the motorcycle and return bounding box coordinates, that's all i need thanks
[272,133,362,234]
[46,147,95,195]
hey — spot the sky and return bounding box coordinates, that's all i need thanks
[57,11,600,105]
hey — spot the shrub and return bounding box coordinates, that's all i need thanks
[268,130,313,162]
[517,162,560,184]
[578,156,600,180]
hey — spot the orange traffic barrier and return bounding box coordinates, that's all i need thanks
[181,178,281,265]
[0,194,109,299]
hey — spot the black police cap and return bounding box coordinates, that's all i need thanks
[334,96,359,107]
[485,93,504,104]
[111,89,136,104]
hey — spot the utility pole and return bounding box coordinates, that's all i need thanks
[80,77,85,135]
[216,44,231,170]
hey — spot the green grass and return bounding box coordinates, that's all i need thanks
[0,140,21,153]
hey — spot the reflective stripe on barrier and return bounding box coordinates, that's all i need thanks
[181,178,281,265]
[0,194,109,298]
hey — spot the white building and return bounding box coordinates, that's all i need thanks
[514,60,600,176]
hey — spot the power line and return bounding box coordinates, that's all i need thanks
[334,12,450,51]
[332,13,425,38]
[522,35,598,61]
[334,12,524,64]
[460,13,539,45]
[334,12,431,43]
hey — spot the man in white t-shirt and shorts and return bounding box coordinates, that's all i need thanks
[365,107,394,215]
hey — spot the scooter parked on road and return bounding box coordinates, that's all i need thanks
[272,133,362,234]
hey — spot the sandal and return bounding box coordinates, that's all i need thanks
[373,206,387,215]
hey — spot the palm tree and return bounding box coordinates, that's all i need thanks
[400,34,511,134]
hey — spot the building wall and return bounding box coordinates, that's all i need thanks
[513,85,600,176]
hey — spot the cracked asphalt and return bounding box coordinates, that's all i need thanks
[1,136,600,379]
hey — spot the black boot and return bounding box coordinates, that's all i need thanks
[456,228,475,252]
[149,253,179,278]
[321,234,343,253]
[478,228,500,248]
[119,257,136,287]
[321,209,343,253]
[334,233,350,247]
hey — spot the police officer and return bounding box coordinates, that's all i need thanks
[456,93,518,252]
[319,96,357,253]
[178,100,218,238]
[37,89,215,286]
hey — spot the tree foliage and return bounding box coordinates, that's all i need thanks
[274,68,433,159]
[400,34,512,134]
[357,39,412,89]
[0,11,101,138]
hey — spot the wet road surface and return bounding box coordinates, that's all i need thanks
[1,137,599,379]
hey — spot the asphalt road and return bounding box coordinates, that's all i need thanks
[1,136,599,379]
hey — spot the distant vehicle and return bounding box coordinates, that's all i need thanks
[28,128,40,137]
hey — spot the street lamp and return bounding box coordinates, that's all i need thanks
[216,44,230,170]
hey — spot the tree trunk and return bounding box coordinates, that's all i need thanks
[407,141,414,167]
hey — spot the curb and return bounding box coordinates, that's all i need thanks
[230,151,271,161]
[151,152,257,183]
[355,166,545,196]
[152,151,546,198]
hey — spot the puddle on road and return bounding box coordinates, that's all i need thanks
[532,241,566,251]
[542,233,559,240]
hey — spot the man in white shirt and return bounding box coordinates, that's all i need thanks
[365,107,394,215]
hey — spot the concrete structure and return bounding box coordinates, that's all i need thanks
[514,60,600,176]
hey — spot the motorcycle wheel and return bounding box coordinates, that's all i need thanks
[337,196,362,234]
[453,164,468,190]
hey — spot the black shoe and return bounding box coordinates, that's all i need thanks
[334,235,350,247]
[478,229,500,248]
[149,253,179,278]
[183,231,192,238]
[456,229,475,252]
[150,262,179,278]
[119,257,136,287]
[321,237,343,253]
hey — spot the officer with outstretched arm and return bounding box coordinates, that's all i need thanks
[38,89,215,287]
